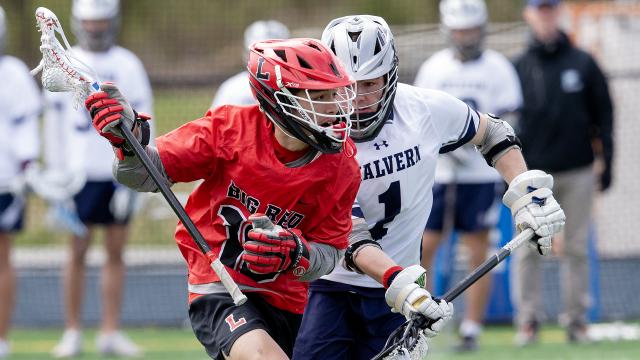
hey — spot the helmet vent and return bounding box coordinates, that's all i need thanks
[274,49,287,62]
[297,56,312,69]
[374,40,381,55]
[307,43,322,52]
[329,62,340,76]
[348,31,361,42]
[374,33,385,54]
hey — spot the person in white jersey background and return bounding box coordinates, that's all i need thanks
[415,0,523,351]
[292,15,564,360]
[210,20,290,108]
[0,6,42,358]
[44,0,153,357]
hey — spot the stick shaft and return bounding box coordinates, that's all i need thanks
[372,228,534,360]
[119,125,247,305]
[442,228,534,302]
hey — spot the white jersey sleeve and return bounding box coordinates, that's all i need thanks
[0,56,42,187]
[421,88,480,153]
[211,71,256,108]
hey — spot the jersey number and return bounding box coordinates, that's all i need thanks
[217,205,280,283]
[369,181,401,240]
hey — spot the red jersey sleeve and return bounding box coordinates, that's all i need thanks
[156,109,222,183]
[305,156,361,250]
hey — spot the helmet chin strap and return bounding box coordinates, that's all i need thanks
[265,112,321,168]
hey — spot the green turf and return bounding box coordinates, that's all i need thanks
[7,327,208,359]
[6,325,640,359]
[429,325,640,360]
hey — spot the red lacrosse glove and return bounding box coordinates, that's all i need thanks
[85,83,151,159]
[241,214,311,278]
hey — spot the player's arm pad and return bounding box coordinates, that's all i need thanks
[112,145,173,193]
[298,242,344,282]
[343,218,381,274]
[475,114,522,167]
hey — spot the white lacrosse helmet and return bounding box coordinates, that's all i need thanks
[244,20,290,50]
[440,0,488,60]
[321,15,398,142]
[440,0,488,29]
[71,0,120,52]
[0,5,6,56]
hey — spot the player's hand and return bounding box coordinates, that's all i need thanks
[241,214,311,277]
[503,170,566,255]
[385,265,454,337]
[85,83,150,156]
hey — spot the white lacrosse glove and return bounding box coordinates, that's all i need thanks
[503,170,566,255]
[385,265,454,337]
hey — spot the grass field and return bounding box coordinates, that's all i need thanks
[5,325,640,359]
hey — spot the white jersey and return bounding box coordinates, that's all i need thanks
[322,83,480,288]
[211,71,255,108]
[414,48,522,183]
[0,56,42,187]
[43,46,153,181]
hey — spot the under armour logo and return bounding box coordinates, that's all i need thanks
[225,314,247,332]
[373,141,389,150]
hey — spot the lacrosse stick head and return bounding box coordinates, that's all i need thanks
[32,7,100,108]
[376,316,431,360]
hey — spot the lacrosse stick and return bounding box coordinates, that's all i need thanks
[372,228,535,360]
[31,7,247,305]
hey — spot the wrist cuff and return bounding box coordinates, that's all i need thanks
[383,265,404,289]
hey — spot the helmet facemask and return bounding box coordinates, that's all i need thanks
[351,63,398,141]
[275,85,355,149]
[72,17,119,52]
[446,26,486,62]
[321,15,399,142]
[247,39,357,156]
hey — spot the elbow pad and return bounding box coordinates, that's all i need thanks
[343,217,381,273]
[344,239,381,274]
[476,114,522,166]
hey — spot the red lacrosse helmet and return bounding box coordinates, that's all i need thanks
[248,38,356,154]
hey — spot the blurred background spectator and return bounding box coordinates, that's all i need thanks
[42,0,152,357]
[512,0,614,346]
[416,0,522,352]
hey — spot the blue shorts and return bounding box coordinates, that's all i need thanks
[425,182,504,233]
[293,279,405,360]
[0,194,25,233]
[73,181,129,225]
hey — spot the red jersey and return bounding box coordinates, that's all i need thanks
[156,105,361,314]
